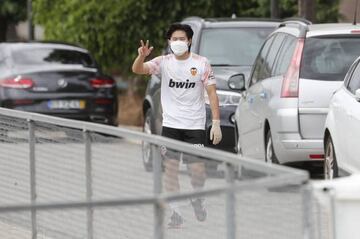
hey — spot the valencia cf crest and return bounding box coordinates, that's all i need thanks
[190,67,197,76]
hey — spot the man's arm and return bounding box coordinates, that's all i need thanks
[206,84,222,145]
[206,84,220,120]
[132,40,153,75]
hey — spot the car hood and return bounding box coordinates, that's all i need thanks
[212,65,251,90]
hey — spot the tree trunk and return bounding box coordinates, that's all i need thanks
[298,0,316,22]
[0,17,8,42]
[271,0,280,19]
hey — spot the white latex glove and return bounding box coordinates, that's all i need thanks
[210,120,222,145]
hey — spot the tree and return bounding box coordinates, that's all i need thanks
[33,0,340,76]
[0,0,27,42]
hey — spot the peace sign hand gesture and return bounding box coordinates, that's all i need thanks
[138,40,154,58]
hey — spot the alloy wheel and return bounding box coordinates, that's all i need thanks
[324,137,335,180]
[265,136,273,164]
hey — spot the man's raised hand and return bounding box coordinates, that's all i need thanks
[138,40,154,58]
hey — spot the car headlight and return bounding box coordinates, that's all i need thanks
[205,90,242,106]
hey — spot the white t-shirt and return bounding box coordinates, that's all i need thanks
[146,53,216,130]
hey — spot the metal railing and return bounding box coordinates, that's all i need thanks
[0,107,313,239]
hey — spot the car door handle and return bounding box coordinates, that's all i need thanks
[259,92,267,99]
[333,102,340,108]
[347,111,356,118]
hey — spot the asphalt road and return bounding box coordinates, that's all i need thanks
[0,132,327,239]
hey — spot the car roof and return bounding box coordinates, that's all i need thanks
[275,21,360,38]
[0,42,89,53]
[306,23,360,37]
[183,17,280,28]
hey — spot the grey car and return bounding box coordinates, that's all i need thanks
[142,17,279,171]
[231,20,360,165]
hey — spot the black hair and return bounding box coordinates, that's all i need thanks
[166,23,194,40]
[166,23,193,52]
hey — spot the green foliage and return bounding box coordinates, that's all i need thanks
[0,0,27,22]
[316,0,340,23]
[33,0,340,76]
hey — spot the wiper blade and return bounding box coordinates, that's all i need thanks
[211,64,236,66]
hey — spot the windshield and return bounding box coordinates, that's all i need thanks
[199,28,274,66]
[12,48,96,68]
[300,37,360,81]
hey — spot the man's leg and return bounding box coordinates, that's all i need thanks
[188,162,206,190]
[164,159,180,193]
[182,129,208,221]
[163,158,184,227]
[187,159,208,222]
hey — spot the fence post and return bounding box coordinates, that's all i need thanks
[28,119,37,239]
[302,184,315,239]
[153,144,164,239]
[225,162,236,239]
[84,130,93,239]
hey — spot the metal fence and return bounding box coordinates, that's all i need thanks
[0,107,315,239]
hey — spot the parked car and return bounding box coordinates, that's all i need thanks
[142,17,279,171]
[0,42,118,125]
[231,20,360,166]
[323,56,360,179]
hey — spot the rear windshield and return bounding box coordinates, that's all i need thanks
[300,36,360,81]
[12,48,96,68]
[199,28,274,66]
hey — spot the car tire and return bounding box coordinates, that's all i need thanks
[142,109,154,172]
[265,130,279,164]
[324,135,338,179]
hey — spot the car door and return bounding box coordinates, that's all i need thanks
[252,33,287,158]
[342,62,360,172]
[298,36,360,140]
[238,35,274,158]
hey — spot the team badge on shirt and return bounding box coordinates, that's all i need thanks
[190,67,197,76]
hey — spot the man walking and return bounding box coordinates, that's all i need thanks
[132,23,222,227]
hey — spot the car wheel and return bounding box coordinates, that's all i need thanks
[142,109,153,172]
[265,130,279,164]
[324,135,338,180]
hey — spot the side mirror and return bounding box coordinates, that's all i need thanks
[228,74,246,91]
[356,88,360,102]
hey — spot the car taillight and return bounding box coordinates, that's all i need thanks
[13,99,34,105]
[95,98,113,105]
[309,154,324,159]
[281,38,305,98]
[90,78,115,88]
[0,76,34,89]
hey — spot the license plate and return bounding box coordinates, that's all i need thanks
[48,100,85,109]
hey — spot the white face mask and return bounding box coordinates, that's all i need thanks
[170,40,189,56]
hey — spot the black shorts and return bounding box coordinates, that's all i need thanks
[160,126,205,164]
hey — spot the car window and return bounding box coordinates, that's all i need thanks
[199,27,274,66]
[185,23,200,52]
[347,61,360,94]
[262,33,286,79]
[272,35,297,76]
[12,48,96,68]
[251,35,275,85]
[300,36,360,81]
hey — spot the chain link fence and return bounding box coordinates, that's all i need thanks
[0,107,323,239]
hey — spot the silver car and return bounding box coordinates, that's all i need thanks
[231,20,360,165]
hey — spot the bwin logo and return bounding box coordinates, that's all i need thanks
[169,79,195,89]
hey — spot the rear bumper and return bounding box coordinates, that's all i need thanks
[4,107,117,125]
[1,97,118,125]
[271,107,324,163]
[275,137,324,164]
